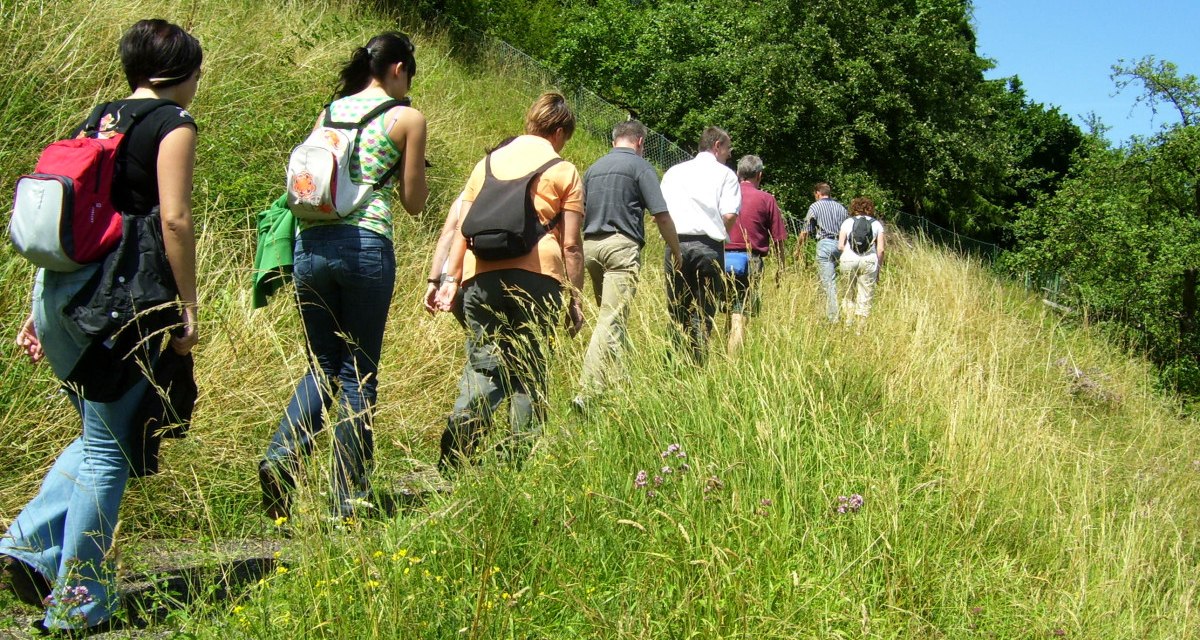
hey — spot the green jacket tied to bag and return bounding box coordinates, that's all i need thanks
[253,193,295,308]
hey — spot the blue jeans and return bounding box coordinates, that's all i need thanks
[264,225,395,516]
[815,238,840,323]
[1,267,152,630]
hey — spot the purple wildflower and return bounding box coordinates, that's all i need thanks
[646,490,657,499]
[661,466,673,475]
[653,475,664,486]
[835,493,864,514]
[679,463,690,473]
[661,443,681,459]
[634,470,648,489]
[761,498,773,507]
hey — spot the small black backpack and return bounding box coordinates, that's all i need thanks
[850,216,876,254]
[461,154,563,261]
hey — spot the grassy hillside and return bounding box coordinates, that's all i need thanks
[2,1,1198,638]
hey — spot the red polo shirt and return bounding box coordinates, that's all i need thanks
[726,181,786,255]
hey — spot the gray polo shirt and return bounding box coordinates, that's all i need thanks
[582,147,669,247]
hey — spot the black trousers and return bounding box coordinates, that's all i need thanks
[665,235,725,365]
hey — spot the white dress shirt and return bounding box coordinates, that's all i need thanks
[660,151,741,242]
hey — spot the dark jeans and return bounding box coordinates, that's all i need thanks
[665,235,725,365]
[440,269,562,470]
[264,225,395,516]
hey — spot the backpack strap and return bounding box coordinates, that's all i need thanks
[79,99,178,137]
[321,98,412,190]
[81,103,113,134]
[531,157,565,231]
[320,98,409,129]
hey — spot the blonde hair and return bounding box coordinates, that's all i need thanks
[525,92,576,138]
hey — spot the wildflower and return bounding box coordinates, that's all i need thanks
[679,463,690,472]
[365,580,381,589]
[661,443,680,458]
[761,498,773,507]
[275,566,289,575]
[274,516,288,527]
[836,494,864,514]
[661,466,673,475]
[49,585,95,609]
[703,475,724,493]
[398,549,408,558]
[373,550,384,559]
[634,470,648,488]
[653,475,664,486]
[647,490,657,498]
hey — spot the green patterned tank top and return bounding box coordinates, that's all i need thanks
[298,95,404,240]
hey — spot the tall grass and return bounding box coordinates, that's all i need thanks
[2,0,1198,637]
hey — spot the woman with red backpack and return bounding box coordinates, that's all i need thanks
[3,19,202,634]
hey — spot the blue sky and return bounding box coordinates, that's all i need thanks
[972,0,1200,144]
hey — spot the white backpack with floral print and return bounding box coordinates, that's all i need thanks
[285,99,404,221]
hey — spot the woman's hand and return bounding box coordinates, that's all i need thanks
[15,314,43,364]
[567,297,584,337]
[435,280,459,312]
[171,305,199,355]
[423,282,440,315]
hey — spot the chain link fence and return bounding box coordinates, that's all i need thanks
[473,35,692,172]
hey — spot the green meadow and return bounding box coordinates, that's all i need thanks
[0,1,1197,637]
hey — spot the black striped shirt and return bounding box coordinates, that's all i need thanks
[804,198,849,240]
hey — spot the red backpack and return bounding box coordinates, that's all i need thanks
[10,100,173,271]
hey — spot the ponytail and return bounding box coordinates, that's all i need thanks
[334,46,373,98]
[333,33,417,99]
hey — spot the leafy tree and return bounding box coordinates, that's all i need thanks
[1004,58,1200,394]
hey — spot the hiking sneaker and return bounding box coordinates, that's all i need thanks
[258,460,292,521]
[1,554,51,609]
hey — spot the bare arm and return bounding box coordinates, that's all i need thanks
[425,198,463,314]
[157,125,198,355]
[387,106,429,216]
[876,229,886,267]
[722,213,737,235]
[434,201,471,311]
[837,225,848,252]
[561,210,585,336]
[653,212,683,268]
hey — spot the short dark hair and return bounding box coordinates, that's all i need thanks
[120,19,203,91]
[813,182,832,197]
[612,120,647,143]
[698,126,729,153]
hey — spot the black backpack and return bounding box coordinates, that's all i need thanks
[850,216,876,254]
[461,154,563,261]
